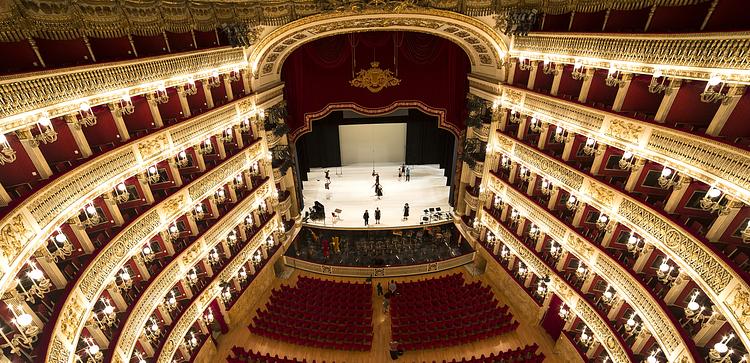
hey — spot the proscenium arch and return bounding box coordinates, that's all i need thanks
[248,8,509,90]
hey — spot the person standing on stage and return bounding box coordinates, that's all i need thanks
[403,203,409,221]
[376,184,383,200]
[375,172,380,185]
[398,166,403,181]
[405,167,410,181]
[363,209,369,226]
[375,207,381,224]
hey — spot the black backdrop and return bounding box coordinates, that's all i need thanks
[294,109,455,188]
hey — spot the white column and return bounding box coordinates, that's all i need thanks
[706,85,746,136]
[589,144,609,175]
[102,193,125,226]
[63,116,93,158]
[136,174,156,204]
[146,93,165,128]
[705,197,743,242]
[577,69,595,103]
[202,80,215,109]
[0,183,11,207]
[16,129,53,179]
[526,61,538,90]
[654,79,682,123]
[624,159,646,192]
[550,64,564,96]
[107,103,131,142]
[611,73,633,112]
[223,77,235,102]
[176,88,192,118]
[663,177,692,214]
[506,60,517,85]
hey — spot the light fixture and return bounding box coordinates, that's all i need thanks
[114,268,133,293]
[240,117,252,133]
[141,242,155,263]
[0,133,17,165]
[134,351,148,363]
[164,291,178,312]
[226,230,238,247]
[529,117,544,133]
[244,215,255,230]
[553,125,567,143]
[48,229,73,262]
[485,232,496,247]
[213,188,227,204]
[183,78,198,95]
[237,267,248,283]
[192,204,206,220]
[500,154,511,170]
[558,304,570,321]
[518,57,533,71]
[709,334,735,363]
[509,109,522,124]
[517,263,529,279]
[76,102,98,127]
[144,317,161,342]
[146,165,161,184]
[81,336,103,363]
[656,257,676,285]
[701,75,729,104]
[571,61,587,80]
[549,241,562,260]
[186,268,199,287]
[684,291,710,326]
[596,214,612,231]
[185,331,199,350]
[112,92,135,116]
[202,310,215,324]
[626,233,644,255]
[252,250,262,266]
[500,246,511,262]
[228,67,241,82]
[536,279,548,298]
[519,166,531,182]
[542,59,558,75]
[529,224,541,241]
[579,326,593,348]
[493,195,504,209]
[582,137,601,156]
[81,203,101,228]
[167,223,181,241]
[648,69,668,94]
[618,151,637,170]
[700,187,728,215]
[540,178,553,196]
[175,150,190,168]
[197,138,213,155]
[605,64,626,87]
[510,209,522,224]
[232,173,245,190]
[742,221,750,243]
[657,167,678,189]
[153,84,169,104]
[623,313,642,338]
[114,183,130,204]
[18,261,51,303]
[220,286,233,303]
[207,70,221,88]
[575,261,588,281]
[219,127,234,143]
[33,114,58,145]
[601,285,616,306]
[646,349,661,363]
[93,297,117,329]
[566,194,581,212]
[208,248,221,265]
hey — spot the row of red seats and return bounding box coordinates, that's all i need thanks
[264,299,371,319]
[394,313,513,333]
[394,321,519,349]
[255,309,371,332]
[250,324,371,351]
[392,299,500,318]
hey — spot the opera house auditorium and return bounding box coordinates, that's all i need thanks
[0,1,749,362]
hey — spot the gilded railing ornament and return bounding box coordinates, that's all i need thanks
[349,61,401,93]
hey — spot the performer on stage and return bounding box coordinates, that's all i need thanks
[405,167,411,181]
[363,209,370,226]
[376,184,383,200]
[375,207,381,224]
[403,203,409,221]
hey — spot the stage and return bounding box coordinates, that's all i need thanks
[301,163,452,228]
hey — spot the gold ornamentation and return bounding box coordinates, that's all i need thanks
[349,62,401,93]
[729,288,750,335]
[0,215,29,261]
[138,135,169,160]
[567,235,595,260]
[606,119,644,144]
[587,182,615,208]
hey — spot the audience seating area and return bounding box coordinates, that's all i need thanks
[248,276,373,350]
[227,344,544,363]
[391,273,518,350]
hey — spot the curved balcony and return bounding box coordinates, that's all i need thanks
[475,82,750,205]
[486,174,697,362]
[473,123,490,141]
[109,179,273,362]
[42,141,269,363]
[479,212,633,363]
[492,131,750,351]
[0,47,246,132]
[0,87,283,299]
[464,185,479,210]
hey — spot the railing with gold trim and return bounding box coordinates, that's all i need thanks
[111,179,275,363]
[468,79,750,206]
[479,213,632,363]
[473,123,490,141]
[485,173,694,362]
[464,188,479,210]
[44,137,271,363]
[491,132,749,356]
[284,252,475,278]
[155,219,287,363]
[0,47,246,133]
[511,32,750,83]
[0,84,284,306]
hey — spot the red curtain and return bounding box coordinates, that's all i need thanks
[541,295,565,341]
[281,31,470,140]
[210,300,229,333]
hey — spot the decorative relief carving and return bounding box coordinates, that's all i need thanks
[0,215,30,262]
[586,182,615,208]
[606,119,644,144]
[514,144,584,190]
[729,288,750,336]
[137,135,169,161]
[566,235,595,260]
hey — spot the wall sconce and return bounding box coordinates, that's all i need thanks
[566,194,582,212]
[208,248,221,265]
[657,167,679,189]
[510,209,522,224]
[500,246,511,262]
[648,69,668,94]
[202,310,215,324]
[579,326,594,348]
[519,166,531,182]
[553,125,568,143]
[78,336,103,363]
[228,67,241,82]
[153,84,169,104]
[207,70,221,88]
[226,230,238,247]
[709,334,735,363]
[684,291,710,327]
[232,174,245,190]
[618,151,637,170]
[601,285,616,306]
[493,195,504,209]
[167,223,181,241]
[237,267,248,283]
[114,268,133,293]
[18,261,51,303]
[542,59,559,75]
[529,224,541,241]
[240,117,252,133]
[0,133,17,165]
[596,214,613,231]
[81,203,101,228]
[509,109,522,124]
[244,215,255,230]
[517,263,529,279]
[48,229,73,262]
[197,138,214,155]
[535,277,549,298]
[192,204,206,220]
[133,351,148,363]
[112,92,135,116]
[213,188,227,204]
[575,261,589,281]
[701,75,729,104]
[518,57,533,71]
[114,183,130,204]
[646,349,662,363]
[529,117,544,133]
[626,233,645,255]
[220,286,233,304]
[144,317,161,342]
[185,331,199,350]
[266,235,275,248]
[500,154,511,170]
[558,304,571,321]
[741,221,750,243]
[605,64,626,87]
[219,127,234,143]
[93,297,117,329]
[656,257,676,285]
[141,242,155,263]
[582,137,601,156]
[571,61,587,80]
[252,250,262,266]
[164,291,179,313]
[146,165,161,184]
[33,114,58,145]
[183,78,198,95]
[700,187,728,215]
[175,150,190,168]
[623,313,642,338]
[76,102,98,128]
[1,304,39,355]
[185,268,199,287]
[541,178,553,196]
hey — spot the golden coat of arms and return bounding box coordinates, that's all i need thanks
[349,61,401,93]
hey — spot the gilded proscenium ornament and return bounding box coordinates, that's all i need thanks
[349,61,401,93]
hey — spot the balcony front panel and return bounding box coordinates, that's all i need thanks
[511,32,750,83]
[492,131,750,351]
[480,213,631,363]
[0,86,283,299]
[0,47,246,132]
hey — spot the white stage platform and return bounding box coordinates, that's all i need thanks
[302,163,452,228]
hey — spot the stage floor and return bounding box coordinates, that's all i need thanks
[302,163,452,228]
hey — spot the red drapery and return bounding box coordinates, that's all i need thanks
[210,300,229,333]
